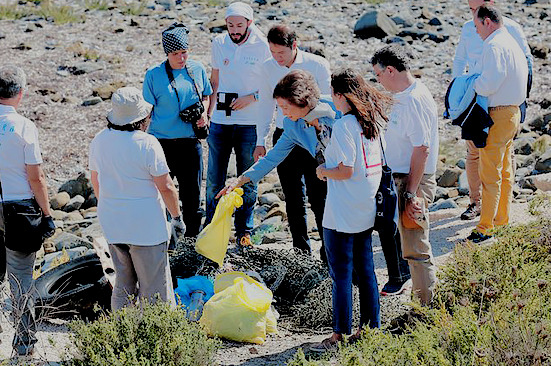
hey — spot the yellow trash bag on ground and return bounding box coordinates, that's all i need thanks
[200,272,278,344]
[195,188,243,266]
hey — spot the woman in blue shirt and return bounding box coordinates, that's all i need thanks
[217,70,337,261]
[143,23,213,237]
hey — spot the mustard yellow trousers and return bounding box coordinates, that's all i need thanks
[476,106,520,235]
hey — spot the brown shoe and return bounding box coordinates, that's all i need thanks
[460,203,480,220]
[310,334,342,352]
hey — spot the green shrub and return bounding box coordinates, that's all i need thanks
[0,3,30,19]
[37,1,84,24]
[67,300,220,366]
[288,219,551,365]
[120,0,146,16]
[85,0,110,11]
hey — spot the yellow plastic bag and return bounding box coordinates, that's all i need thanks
[195,188,243,266]
[200,272,278,344]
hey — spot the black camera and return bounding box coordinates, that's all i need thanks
[179,102,208,139]
[216,92,238,117]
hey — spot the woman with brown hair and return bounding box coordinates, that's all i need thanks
[312,68,392,351]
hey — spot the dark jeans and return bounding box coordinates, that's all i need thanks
[376,220,411,283]
[158,138,203,237]
[205,123,257,236]
[324,228,380,334]
[273,128,327,261]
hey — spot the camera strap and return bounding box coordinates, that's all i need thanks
[164,61,203,112]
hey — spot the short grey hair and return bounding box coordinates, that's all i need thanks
[0,65,27,99]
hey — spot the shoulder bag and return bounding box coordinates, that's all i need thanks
[374,136,399,233]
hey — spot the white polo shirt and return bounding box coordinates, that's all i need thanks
[452,16,532,77]
[259,49,331,130]
[0,105,43,202]
[211,28,272,146]
[474,28,528,107]
[384,80,439,175]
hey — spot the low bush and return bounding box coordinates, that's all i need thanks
[67,300,220,366]
[288,219,551,365]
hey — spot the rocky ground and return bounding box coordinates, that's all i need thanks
[0,0,551,364]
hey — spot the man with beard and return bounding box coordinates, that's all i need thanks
[205,2,272,249]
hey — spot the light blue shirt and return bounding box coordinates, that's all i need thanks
[143,60,213,139]
[244,99,338,184]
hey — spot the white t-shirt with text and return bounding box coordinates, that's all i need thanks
[323,114,382,233]
[0,105,43,201]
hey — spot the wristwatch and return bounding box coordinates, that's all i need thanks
[403,191,416,202]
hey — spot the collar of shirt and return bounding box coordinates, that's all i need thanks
[483,27,506,46]
[0,104,16,115]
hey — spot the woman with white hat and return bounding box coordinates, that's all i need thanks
[89,87,185,311]
[143,22,213,237]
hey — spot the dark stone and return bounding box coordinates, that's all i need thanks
[384,36,408,46]
[354,10,399,39]
[391,16,414,28]
[428,17,442,26]
[398,27,449,43]
[530,42,549,59]
[59,171,93,199]
[536,151,551,173]
[540,98,551,109]
[437,167,462,187]
[82,97,102,106]
[514,136,535,155]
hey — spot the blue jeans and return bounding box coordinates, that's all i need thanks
[205,122,257,236]
[324,228,380,334]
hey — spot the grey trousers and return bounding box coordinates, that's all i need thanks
[394,174,438,305]
[109,242,176,312]
[5,248,37,350]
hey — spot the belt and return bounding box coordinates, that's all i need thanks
[488,105,519,111]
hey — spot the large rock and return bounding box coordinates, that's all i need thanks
[258,193,281,206]
[92,81,126,100]
[59,171,93,198]
[529,41,549,59]
[536,150,551,172]
[532,173,551,191]
[354,10,399,39]
[533,134,551,157]
[50,192,71,210]
[429,198,459,212]
[514,135,536,155]
[437,167,462,187]
[64,195,85,212]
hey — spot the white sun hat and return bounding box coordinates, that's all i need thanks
[107,87,152,126]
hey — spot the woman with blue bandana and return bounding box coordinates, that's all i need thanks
[143,23,213,237]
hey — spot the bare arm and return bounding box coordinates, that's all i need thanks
[208,68,219,117]
[153,173,181,218]
[316,163,354,181]
[91,170,100,200]
[26,164,52,216]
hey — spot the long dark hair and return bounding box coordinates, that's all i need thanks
[331,68,392,140]
[107,116,149,131]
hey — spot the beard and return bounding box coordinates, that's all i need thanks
[229,26,249,44]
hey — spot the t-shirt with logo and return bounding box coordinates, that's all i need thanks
[323,114,382,234]
[89,129,171,246]
[0,105,43,202]
[211,29,272,145]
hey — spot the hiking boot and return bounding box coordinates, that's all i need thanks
[460,203,480,220]
[381,278,411,296]
[310,334,342,353]
[466,230,492,244]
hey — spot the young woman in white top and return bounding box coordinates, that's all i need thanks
[312,68,392,351]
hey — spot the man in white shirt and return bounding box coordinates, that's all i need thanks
[205,2,272,248]
[258,24,331,258]
[0,65,56,356]
[467,4,528,243]
[453,0,533,221]
[372,45,439,305]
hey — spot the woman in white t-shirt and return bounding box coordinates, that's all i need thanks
[312,69,392,352]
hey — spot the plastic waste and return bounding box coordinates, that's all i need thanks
[195,188,244,266]
[174,275,214,310]
[200,271,278,344]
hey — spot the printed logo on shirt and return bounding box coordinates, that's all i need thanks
[223,58,230,66]
[243,55,259,65]
[360,133,382,177]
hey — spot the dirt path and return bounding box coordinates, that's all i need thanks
[0,201,539,365]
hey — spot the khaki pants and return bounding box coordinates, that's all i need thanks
[394,174,438,305]
[109,242,176,311]
[476,106,520,235]
[466,140,482,206]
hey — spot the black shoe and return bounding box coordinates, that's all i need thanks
[381,278,411,296]
[466,230,492,243]
[461,203,480,220]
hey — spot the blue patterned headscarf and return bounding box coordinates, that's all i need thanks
[162,23,189,54]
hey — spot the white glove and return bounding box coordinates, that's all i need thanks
[171,216,186,241]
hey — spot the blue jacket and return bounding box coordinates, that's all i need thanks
[444,74,493,148]
[244,99,338,184]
